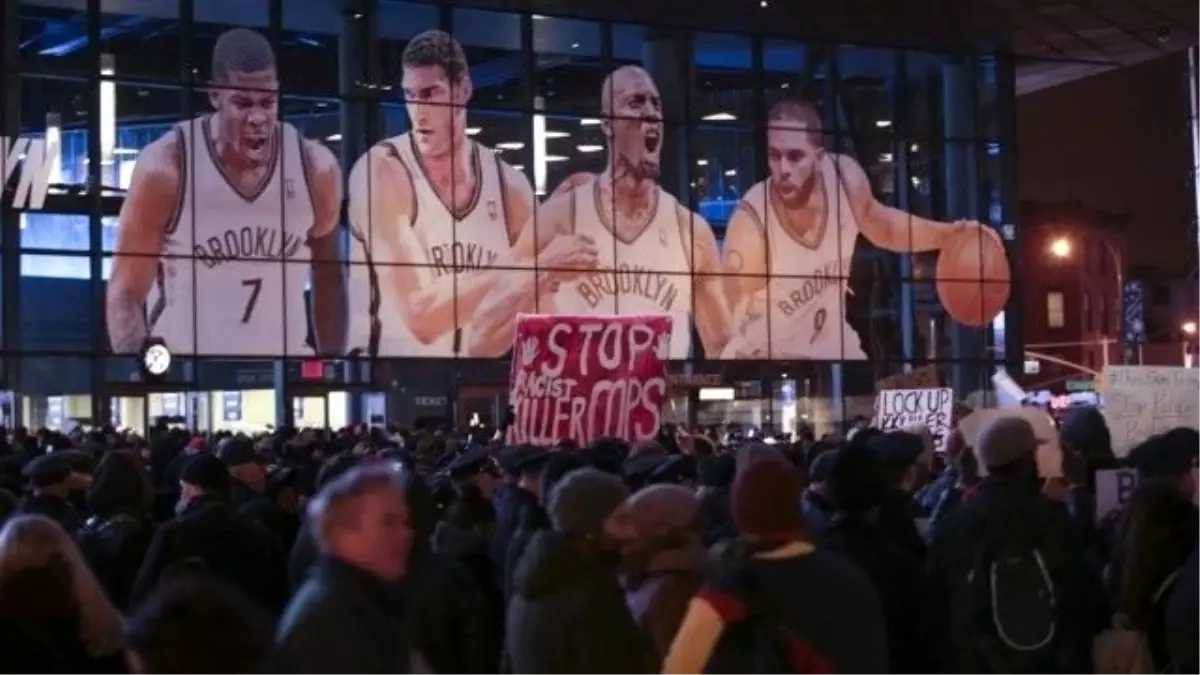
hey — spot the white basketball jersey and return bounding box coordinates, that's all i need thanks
[354,134,510,357]
[744,154,865,359]
[551,183,693,359]
[148,117,315,356]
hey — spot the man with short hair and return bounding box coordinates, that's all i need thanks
[273,464,422,673]
[107,27,344,357]
[347,29,540,358]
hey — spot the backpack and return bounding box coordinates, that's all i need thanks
[962,509,1064,673]
[1092,568,1183,674]
[704,562,833,674]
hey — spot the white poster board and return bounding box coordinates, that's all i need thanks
[873,388,954,451]
[1095,467,1200,520]
[1102,366,1199,457]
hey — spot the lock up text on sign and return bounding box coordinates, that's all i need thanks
[507,314,672,447]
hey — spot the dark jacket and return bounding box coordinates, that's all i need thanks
[506,531,652,673]
[233,480,300,553]
[131,495,288,614]
[273,556,415,674]
[78,451,153,611]
[16,493,81,534]
[823,517,942,673]
[1165,545,1199,673]
[928,476,1105,673]
[875,487,926,559]
[799,489,834,540]
[503,496,550,599]
[622,541,706,664]
[431,521,503,666]
[698,486,735,546]
[491,482,524,572]
[916,468,957,517]
[0,615,124,674]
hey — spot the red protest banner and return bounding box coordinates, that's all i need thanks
[507,314,672,447]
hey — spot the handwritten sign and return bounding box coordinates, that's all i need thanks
[873,388,954,450]
[1102,366,1199,457]
[507,314,671,447]
[1093,465,1198,518]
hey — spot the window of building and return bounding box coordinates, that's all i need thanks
[1047,291,1065,329]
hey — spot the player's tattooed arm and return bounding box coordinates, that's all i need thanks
[304,139,346,355]
[838,154,985,253]
[106,133,178,354]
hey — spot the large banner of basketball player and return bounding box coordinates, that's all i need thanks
[507,313,671,447]
[105,27,345,358]
[720,100,1011,360]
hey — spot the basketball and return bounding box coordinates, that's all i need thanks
[935,226,1011,326]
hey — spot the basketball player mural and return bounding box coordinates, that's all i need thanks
[468,65,735,358]
[346,30,538,358]
[722,100,1006,360]
[107,28,344,357]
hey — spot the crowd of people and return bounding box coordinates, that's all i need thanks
[0,407,1195,673]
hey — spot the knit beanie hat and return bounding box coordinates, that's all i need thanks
[547,467,630,535]
[627,484,699,540]
[731,457,803,540]
[976,416,1038,469]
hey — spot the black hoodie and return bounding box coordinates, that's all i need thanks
[505,531,651,673]
[78,451,153,610]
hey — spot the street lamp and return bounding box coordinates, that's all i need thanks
[1049,237,1072,259]
[1183,321,1197,336]
[1048,234,1127,364]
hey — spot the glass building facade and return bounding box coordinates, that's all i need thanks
[1,0,1024,435]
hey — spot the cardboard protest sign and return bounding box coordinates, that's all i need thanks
[957,406,1063,478]
[873,388,954,451]
[1101,366,1199,457]
[1091,468,1197,520]
[507,314,671,447]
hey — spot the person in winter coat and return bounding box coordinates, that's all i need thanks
[621,484,706,665]
[800,449,837,542]
[664,455,888,674]
[506,467,651,673]
[77,450,154,611]
[503,451,586,599]
[273,464,423,673]
[16,453,82,534]
[696,454,736,546]
[867,431,927,558]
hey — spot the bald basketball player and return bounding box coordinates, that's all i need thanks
[347,30,549,358]
[107,28,343,357]
[468,65,734,358]
[722,99,1000,359]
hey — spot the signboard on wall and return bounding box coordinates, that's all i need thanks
[507,314,671,447]
[222,392,242,422]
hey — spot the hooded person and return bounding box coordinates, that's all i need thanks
[77,451,154,610]
[621,485,706,664]
[505,467,651,673]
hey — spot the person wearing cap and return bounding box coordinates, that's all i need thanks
[927,415,1103,673]
[223,438,298,552]
[491,445,550,586]
[801,447,838,542]
[697,454,736,546]
[506,467,650,673]
[663,455,887,673]
[16,453,82,534]
[501,450,586,603]
[867,431,928,558]
[823,444,942,673]
[131,453,288,615]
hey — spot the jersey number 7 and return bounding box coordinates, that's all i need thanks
[241,278,262,323]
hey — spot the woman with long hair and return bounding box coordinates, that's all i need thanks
[1107,482,1198,671]
[0,514,125,673]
